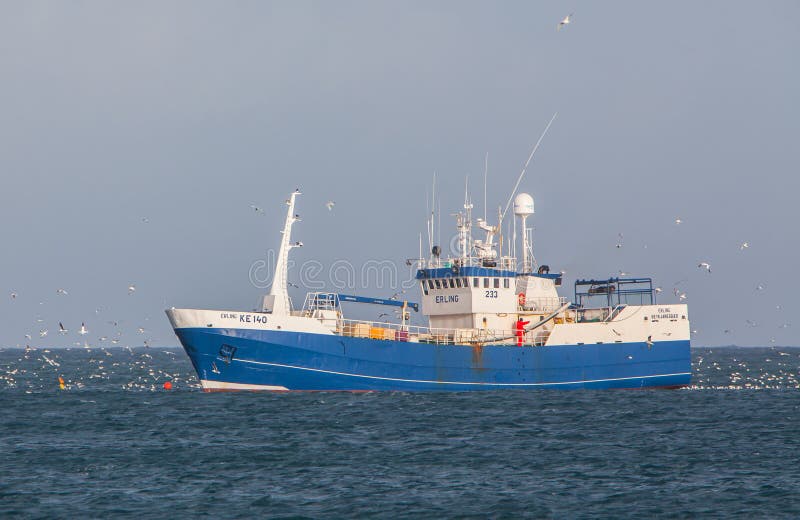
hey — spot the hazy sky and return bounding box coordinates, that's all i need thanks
[2,1,799,347]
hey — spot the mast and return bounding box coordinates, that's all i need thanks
[459,177,473,264]
[269,189,302,315]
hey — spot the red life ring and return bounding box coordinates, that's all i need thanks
[518,293,526,306]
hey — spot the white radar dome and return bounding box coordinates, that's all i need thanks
[513,193,535,216]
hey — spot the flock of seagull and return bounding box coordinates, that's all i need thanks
[0,347,192,392]
[8,284,152,350]
[612,217,789,343]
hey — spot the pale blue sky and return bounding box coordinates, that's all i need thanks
[2,1,799,347]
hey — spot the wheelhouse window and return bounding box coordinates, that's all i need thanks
[434,279,441,289]
[483,278,489,288]
[503,278,510,289]
[455,278,462,288]
[463,278,469,287]
[448,278,455,288]
[493,278,500,289]
[473,278,479,288]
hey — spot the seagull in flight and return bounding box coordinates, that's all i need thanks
[78,323,88,336]
[56,288,68,295]
[740,242,749,250]
[10,292,16,300]
[697,262,711,273]
[678,292,687,301]
[128,285,136,295]
[39,329,48,337]
[615,233,624,249]
[59,322,68,335]
[557,13,573,30]
[249,204,265,215]
[325,201,335,211]
[675,217,682,225]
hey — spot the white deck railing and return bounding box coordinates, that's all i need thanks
[334,318,552,347]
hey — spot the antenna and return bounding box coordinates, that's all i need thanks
[429,172,436,260]
[501,112,558,222]
[425,188,432,254]
[483,152,488,222]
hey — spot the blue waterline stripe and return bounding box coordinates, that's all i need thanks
[235,358,690,387]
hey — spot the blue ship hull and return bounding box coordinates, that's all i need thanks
[175,327,692,391]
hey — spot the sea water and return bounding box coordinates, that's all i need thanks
[1,346,799,518]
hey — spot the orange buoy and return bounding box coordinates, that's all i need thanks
[58,376,65,390]
[163,381,173,390]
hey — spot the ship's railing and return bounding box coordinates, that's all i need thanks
[414,255,518,270]
[334,318,550,346]
[302,292,340,312]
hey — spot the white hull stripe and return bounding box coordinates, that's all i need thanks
[235,358,690,387]
[200,379,289,391]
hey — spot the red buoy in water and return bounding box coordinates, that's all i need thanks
[163,381,173,390]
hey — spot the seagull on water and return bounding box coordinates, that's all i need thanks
[557,13,573,30]
[42,354,60,367]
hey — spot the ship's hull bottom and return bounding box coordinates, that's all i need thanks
[176,327,691,392]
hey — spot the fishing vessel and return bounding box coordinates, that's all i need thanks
[167,182,691,391]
